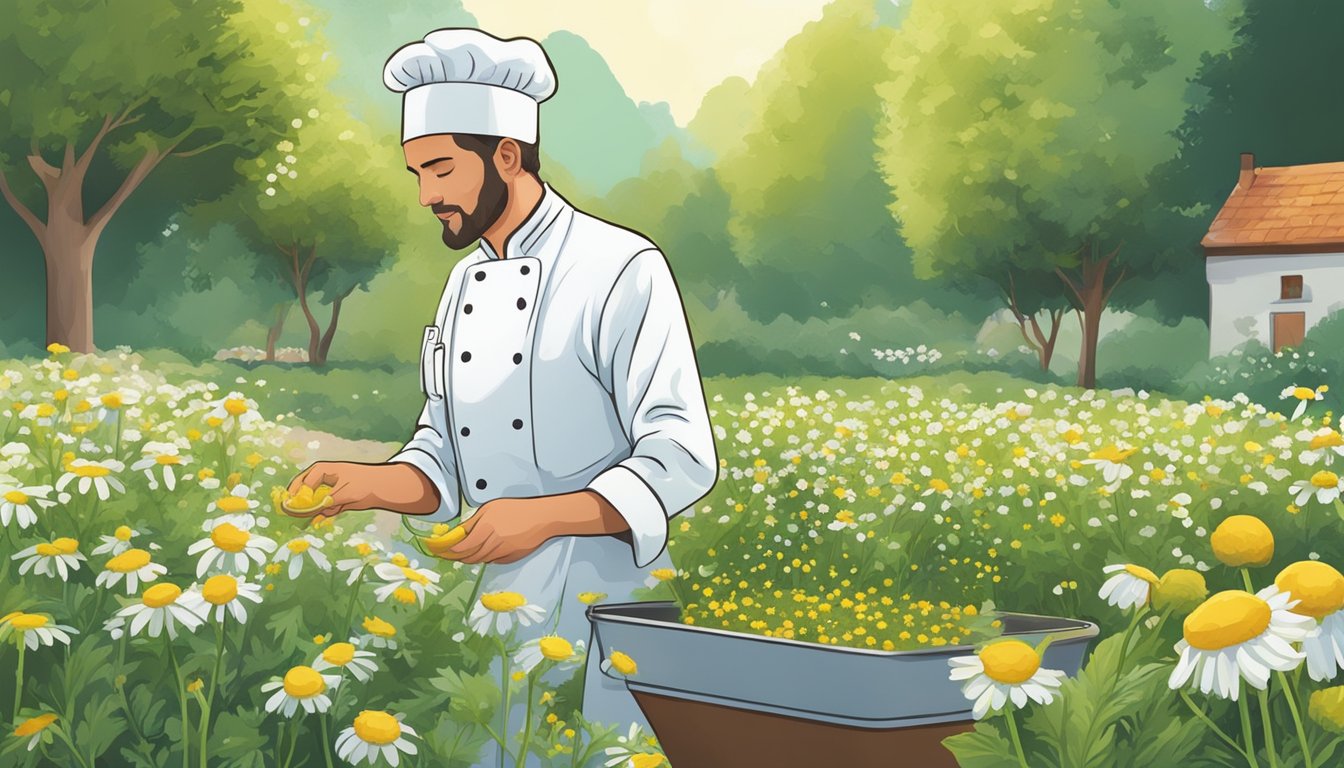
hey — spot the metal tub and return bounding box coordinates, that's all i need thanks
[587,601,1099,767]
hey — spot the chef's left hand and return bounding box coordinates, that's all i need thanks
[447,496,558,564]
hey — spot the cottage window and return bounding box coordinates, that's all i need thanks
[1281,275,1303,300]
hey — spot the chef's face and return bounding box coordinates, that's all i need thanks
[404,134,510,250]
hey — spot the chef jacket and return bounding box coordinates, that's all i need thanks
[387,180,718,756]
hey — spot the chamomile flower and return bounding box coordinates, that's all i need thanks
[90,525,160,557]
[104,583,208,640]
[203,484,267,530]
[312,639,379,682]
[1305,428,1344,465]
[11,712,60,752]
[187,521,278,577]
[371,559,441,607]
[603,723,659,767]
[948,640,1066,719]
[198,573,265,624]
[1290,470,1344,506]
[0,483,56,530]
[515,635,586,674]
[1098,564,1158,611]
[129,443,193,492]
[207,392,263,430]
[601,650,639,678]
[469,591,546,636]
[334,710,419,766]
[272,534,330,579]
[0,612,79,650]
[260,665,341,716]
[1168,587,1314,700]
[1282,385,1327,421]
[96,548,168,594]
[55,458,125,501]
[577,592,608,605]
[359,615,399,650]
[12,537,86,580]
[1274,561,1344,682]
[1080,444,1137,489]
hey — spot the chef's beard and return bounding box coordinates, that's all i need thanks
[435,161,510,251]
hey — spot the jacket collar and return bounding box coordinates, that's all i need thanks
[474,181,573,264]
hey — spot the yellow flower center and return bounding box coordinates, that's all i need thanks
[114,525,133,541]
[1311,471,1340,489]
[216,496,250,513]
[224,398,249,416]
[322,642,355,666]
[1089,445,1137,463]
[362,616,396,637]
[72,464,110,477]
[1153,569,1208,613]
[540,636,575,661]
[106,548,151,573]
[481,592,527,613]
[1276,561,1344,619]
[101,393,123,408]
[287,539,310,554]
[155,454,181,465]
[1210,515,1275,568]
[929,478,950,493]
[1311,432,1344,450]
[609,651,638,675]
[13,713,58,737]
[577,592,607,605]
[390,552,410,567]
[10,613,49,630]
[1294,387,1318,400]
[142,583,182,609]
[282,665,326,697]
[1123,564,1159,584]
[392,587,417,604]
[35,542,62,557]
[352,710,400,745]
[978,640,1041,684]
[400,566,429,585]
[650,568,676,582]
[35,403,55,418]
[356,542,373,556]
[202,574,239,605]
[4,490,29,504]
[1183,591,1272,650]
[211,523,250,552]
[1310,687,1344,733]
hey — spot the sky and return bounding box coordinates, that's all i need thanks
[460,0,832,125]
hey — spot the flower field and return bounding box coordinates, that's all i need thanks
[4,345,1344,767]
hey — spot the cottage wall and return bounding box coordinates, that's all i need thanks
[1206,251,1344,356]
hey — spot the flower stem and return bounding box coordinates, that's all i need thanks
[342,565,368,631]
[516,670,538,768]
[320,713,335,768]
[13,641,25,723]
[1276,670,1314,768]
[201,616,227,768]
[1257,686,1279,768]
[1241,568,1256,593]
[281,716,301,768]
[1003,707,1030,768]
[1179,690,1248,760]
[53,724,93,768]
[1238,685,1262,768]
[165,633,191,767]
[498,637,512,768]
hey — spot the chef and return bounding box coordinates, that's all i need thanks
[287,27,717,767]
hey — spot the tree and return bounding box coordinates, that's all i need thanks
[877,0,1239,387]
[206,107,405,366]
[0,0,326,353]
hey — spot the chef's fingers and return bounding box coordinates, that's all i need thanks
[473,537,509,564]
[286,465,316,497]
[493,549,528,565]
[449,516,493,557]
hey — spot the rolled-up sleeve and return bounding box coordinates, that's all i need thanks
[586,248,718,568]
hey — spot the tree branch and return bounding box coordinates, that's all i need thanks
[85,139,179,239]
[1101,264,1128,307]
[0,165,46,242]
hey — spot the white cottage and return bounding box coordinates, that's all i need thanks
[1203,153,1344,356]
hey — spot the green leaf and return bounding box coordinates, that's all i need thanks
[942,721,1017,768]
[429,667,500,726]
[210,706,270,768]
[74,695,125,762]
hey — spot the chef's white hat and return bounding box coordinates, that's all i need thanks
[383,28,557,145]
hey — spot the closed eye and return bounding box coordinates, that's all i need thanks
[435,170,452,178]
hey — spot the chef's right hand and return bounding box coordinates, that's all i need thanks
[284,461,379,519]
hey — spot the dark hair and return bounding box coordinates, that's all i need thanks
[451,132,542,176]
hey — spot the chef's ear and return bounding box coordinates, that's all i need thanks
[494,138,523,177]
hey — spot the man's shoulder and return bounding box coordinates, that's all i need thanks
[565,207,661,266]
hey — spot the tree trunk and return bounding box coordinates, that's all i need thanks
[1055,241,1127,389]
[284,244,322,366]
[1004,271,1065,372]
[313,287,354,366]
[265,302,291,361]
[42,198,97,354]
